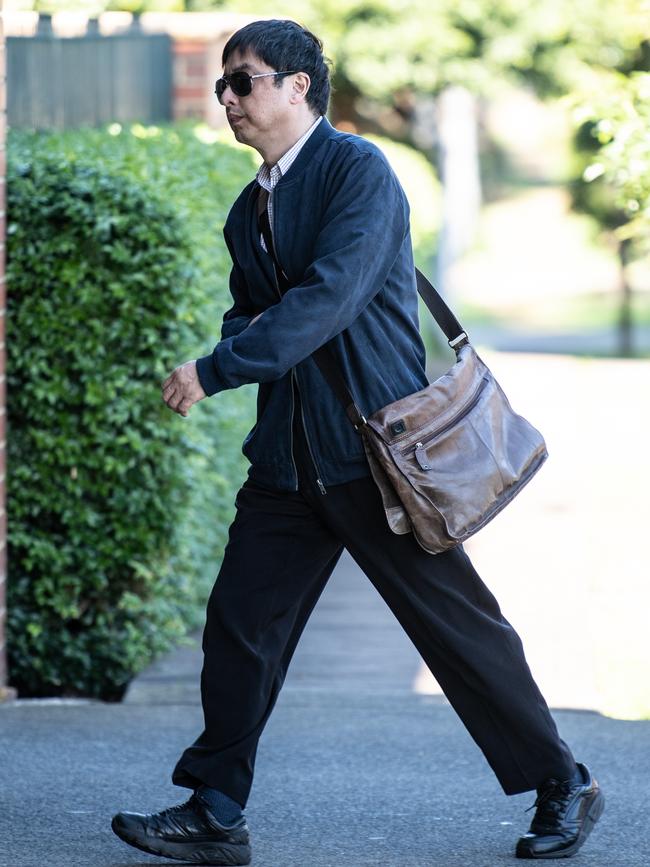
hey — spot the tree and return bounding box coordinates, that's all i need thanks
[565,70,650,355]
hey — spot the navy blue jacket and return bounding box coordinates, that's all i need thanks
[196,115,429,492]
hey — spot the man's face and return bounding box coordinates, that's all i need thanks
[220,49,296,148]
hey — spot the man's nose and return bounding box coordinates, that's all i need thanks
[221,85,238,107]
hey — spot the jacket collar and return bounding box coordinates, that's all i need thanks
[272,115,339,188]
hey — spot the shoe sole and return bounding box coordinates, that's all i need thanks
[516,790,605,859]
[111,816,252,865]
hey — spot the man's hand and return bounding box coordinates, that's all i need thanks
[162,360,206,418]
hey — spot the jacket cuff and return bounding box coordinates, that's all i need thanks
[196,353,229,397]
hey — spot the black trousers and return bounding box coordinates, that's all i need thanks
[172,387,576,807]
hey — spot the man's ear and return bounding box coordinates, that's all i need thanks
[289,72,311,104]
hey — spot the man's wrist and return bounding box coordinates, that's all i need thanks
[195,353,228,397]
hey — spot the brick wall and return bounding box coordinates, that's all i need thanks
[173,34,233,127]
[0,9,13,702]
[173,40,208,121]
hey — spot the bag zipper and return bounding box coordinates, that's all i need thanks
[265,199,326,495]
[401,376,489,457]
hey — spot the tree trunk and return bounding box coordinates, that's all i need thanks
[617,237,633,357]
[434,85,482,305]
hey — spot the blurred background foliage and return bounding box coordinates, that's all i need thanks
[188,0,649,353]
[10,0,650,344]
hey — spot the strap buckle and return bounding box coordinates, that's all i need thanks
[448,331,468,349]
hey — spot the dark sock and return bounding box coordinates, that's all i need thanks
[196,785,244,824]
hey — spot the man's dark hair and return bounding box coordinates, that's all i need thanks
[222,19,331,117]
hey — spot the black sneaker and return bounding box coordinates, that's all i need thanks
[111,789,251,865]
[516,762,604,859]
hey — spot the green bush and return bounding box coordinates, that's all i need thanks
[6,124,257,699]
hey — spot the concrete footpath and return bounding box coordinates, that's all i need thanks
[1,548,649,867]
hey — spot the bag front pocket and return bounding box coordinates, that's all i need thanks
[391,374,542,540]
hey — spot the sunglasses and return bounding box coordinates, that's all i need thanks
[215,70,297,103]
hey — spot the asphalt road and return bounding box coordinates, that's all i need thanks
[1,549,648,867]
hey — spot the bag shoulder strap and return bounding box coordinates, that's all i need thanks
[255,184,468,429]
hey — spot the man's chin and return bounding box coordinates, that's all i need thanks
[230,124,247,140]
[232,127,256,148]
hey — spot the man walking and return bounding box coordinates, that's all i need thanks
[112,19,604,864]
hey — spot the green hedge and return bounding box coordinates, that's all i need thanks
[6,124,257,700]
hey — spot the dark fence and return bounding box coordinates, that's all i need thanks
[7,16,172,129]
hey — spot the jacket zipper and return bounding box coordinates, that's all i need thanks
[266,198,325,494]
[288,372,299,491]
[293,368,327,495]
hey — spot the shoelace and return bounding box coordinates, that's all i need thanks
[156,794,200,819]
[524,779,575,820]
